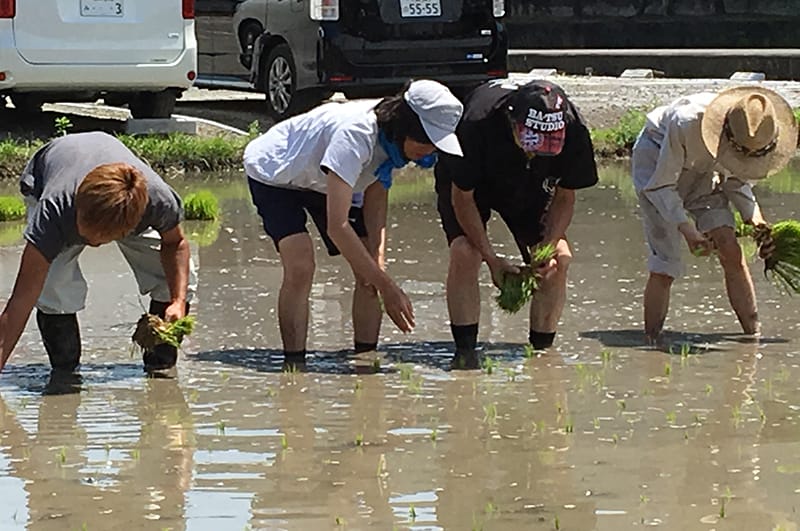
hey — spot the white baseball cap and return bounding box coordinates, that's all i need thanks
[404,80,464,156]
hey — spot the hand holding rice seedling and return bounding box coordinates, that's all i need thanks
[494,243,556,313]
[132,314,196,350]
[752,220,800,294]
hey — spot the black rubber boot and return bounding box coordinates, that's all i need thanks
[143,300,190,372]
[36,311,81,373]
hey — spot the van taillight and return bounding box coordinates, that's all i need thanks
[0,0,15,18]
[182,0,195,19]
[310,0,339,21]
[493,0,505,17]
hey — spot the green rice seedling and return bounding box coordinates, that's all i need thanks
[398,363,413,381]
[523,344,536,358]
[354,433,364,446]
[0,196,26,222]
[281,434,288,450]
[217,420,226,434]
[409,505,417,520]
[734,210,754,238]
[482,356,498,375]
[494,243,556,313]
[132,314,196,350]
[483,402,497,425]
[183,190,220,221]
[757,220,800,293]
[563,418,574,433]
[484,502,497,517]
[430,428,438,442]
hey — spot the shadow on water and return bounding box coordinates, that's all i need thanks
[0,362,146,395]
[581,328,790,352]
[191,340,551,374]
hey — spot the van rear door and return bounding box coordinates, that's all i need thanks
[14,0,188,64]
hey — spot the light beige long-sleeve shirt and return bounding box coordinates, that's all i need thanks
[634,93,757,226]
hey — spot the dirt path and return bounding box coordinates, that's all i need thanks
[3,75,800,139]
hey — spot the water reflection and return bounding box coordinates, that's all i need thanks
[0,163,798,529]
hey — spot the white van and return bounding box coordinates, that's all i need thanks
[0,0,198,118]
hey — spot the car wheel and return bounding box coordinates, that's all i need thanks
[263,44,300,120]
[129,90,177,119]
[10,93,46,114]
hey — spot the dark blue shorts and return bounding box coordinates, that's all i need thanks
[248,178,367,256]
[435,178,545,265]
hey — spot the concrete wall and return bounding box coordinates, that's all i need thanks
[504,0,800,48]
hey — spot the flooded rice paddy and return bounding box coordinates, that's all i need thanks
[0,163,799,530]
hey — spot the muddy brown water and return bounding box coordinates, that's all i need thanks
[0,163,799,530]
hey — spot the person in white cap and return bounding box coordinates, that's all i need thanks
[435,79,598,369]
[244,79,463,364]
[632,86,797,342]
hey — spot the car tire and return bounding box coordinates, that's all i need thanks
[263,44,303,121]
[10,93,46,114]
[129,90,177,119]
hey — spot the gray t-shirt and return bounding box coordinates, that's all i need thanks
[20,132,183,262]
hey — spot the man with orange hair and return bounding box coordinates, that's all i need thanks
[0,132,195,375]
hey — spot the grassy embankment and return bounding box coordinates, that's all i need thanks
[1,109,797,178]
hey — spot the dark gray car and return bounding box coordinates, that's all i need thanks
[195,0,508,119]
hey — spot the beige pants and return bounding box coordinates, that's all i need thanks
[26,197,197,314]
[632,131,736,279]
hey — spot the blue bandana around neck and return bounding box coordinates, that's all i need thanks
[374,130,438,189]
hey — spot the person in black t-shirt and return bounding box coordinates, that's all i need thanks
[435,79,598,369]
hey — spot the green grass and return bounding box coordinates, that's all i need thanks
[0,112,661,182]
[591,109,647,157]
[121,133,250,172]
[0,196,26,221]
[183,190,220,221]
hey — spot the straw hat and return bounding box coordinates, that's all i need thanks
[701,86,798,179]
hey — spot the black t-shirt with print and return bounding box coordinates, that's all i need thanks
[435,79,598,221]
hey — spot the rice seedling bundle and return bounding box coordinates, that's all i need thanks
[132,314,196,350]
[756,220,800,294]
[494,243,556,313]
[183,190,220,221]
[0,196,26,222]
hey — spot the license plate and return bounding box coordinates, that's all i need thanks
[399,0,441,18]
[80,0,124,17]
